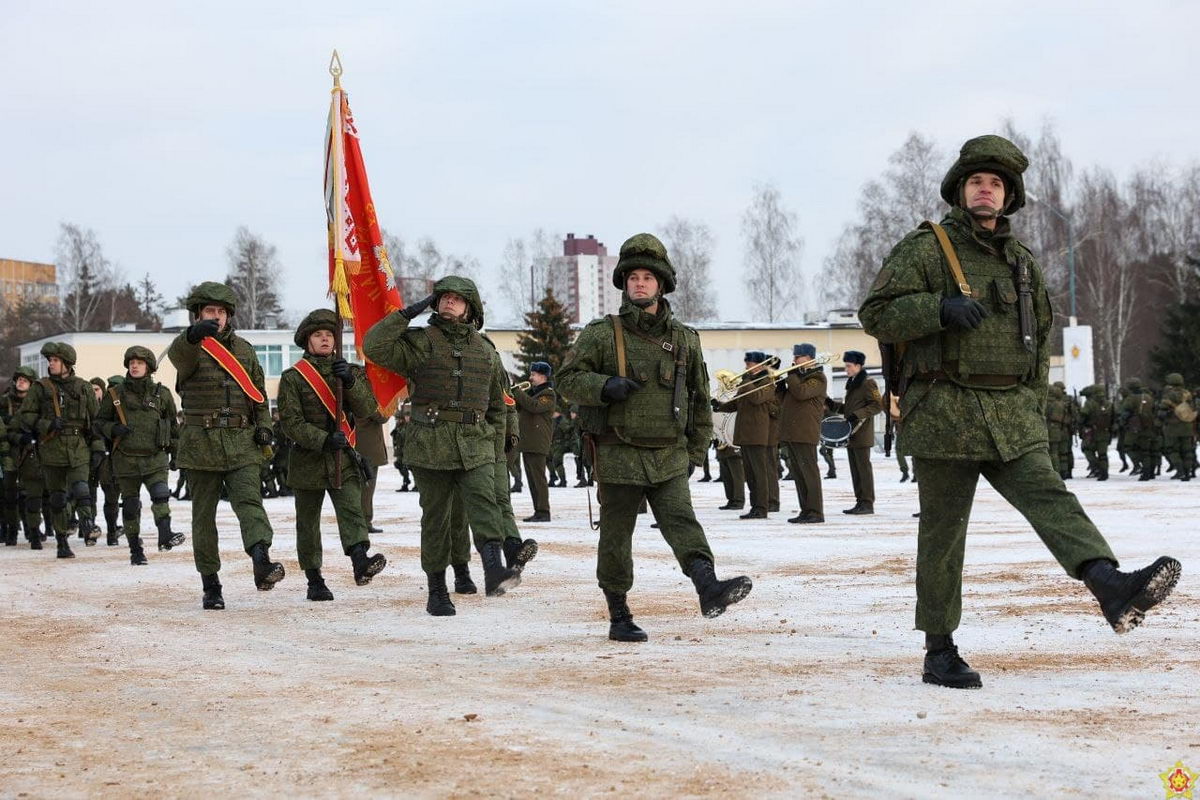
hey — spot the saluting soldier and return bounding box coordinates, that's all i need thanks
[19,342,102,557]
[828,351,881,515]
[714,351,774,519]
[1078,384,1113,481]
[779,343,826,523]
[94,346,184,565]
[513,362,556,522]
[3,367,44,548]
[363,276,520,616]
[860,134,1180,689]
[559,233,751,642]
[277,309,387,601]
[167,281,284,610]
[1159,373,1195,481]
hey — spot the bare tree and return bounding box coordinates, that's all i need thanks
[742,183,803,322]
[55,222,114,331]
[496,228,561,321]
[225,226,283,329]
[658,216,717,321]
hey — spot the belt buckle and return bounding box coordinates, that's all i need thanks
[427,405,440,422]
[217,417,230,428]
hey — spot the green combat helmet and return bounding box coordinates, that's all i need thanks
[40,341,78,366]
[1125,377,1144,393]
[1165,373,1185,387]
[124,345,158,373]
[432,276,485,329]
[186,281,238,317]
[294,308,339,350]
[12,365,37,383]
[612,233,676,296]
[940,134,1029,214]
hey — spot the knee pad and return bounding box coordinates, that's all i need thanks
[49,491,69,511]
[149,482,172,505]
[70,481,91,503]
[122,498,142,521]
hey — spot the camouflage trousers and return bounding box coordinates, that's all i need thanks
[4,455,45,537]
[449,460,522,565]
[913,449,1116,634]
[1080,435,1110,476]
[43,462,93,536]
[1047,437,1072,476]
[1162,433,1196,475]
[596,472,714,594]
[116,469,171,542]
[188,464,274,575]
[292,482,369,571]
[411,464,504,574]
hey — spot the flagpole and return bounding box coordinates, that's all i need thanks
[329,49,345,490]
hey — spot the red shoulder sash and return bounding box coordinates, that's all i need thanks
[293,358,357,446]
[200,337,266,405]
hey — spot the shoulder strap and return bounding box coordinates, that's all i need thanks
[107,386,128,426]
[608,315,627,378]
[41,377,62,417]
[920,221,973,298]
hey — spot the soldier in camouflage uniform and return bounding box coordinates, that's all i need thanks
[3,367,44,548]
[167,281,284,610]
[94,346,185,565]
[1119,378,1158,481]
[87,376,124,545]
[277,309,388,601]
[1159,373,1195,481]
[1044,383,1072,479]
[391,404,412,491]
[19,342,103,557]
[558,233,752,642]
[1078,384,1113,481]
[364,276,521,616]
[859,134,1180,689]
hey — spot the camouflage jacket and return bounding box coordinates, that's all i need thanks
[94,375,178,477]
[558,298,711,485]
[859,208,1052,461]
[19,373,102,468]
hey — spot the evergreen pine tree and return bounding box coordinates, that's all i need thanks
[514,288,574,379]
[1149,297,1200,387]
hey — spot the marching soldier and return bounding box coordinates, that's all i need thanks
[363,276,520,616]
[779,343,826,523]
[860,134,1180,688]
[714,351,774,519]
[1117,379,1149,477]
[94,346,185,565]
[277,309,388,601]
[167,281,284,610]
[558,233,752,642]
[88,376,124,545]
[514,362,555,522]
[1078,384,1113,481]
[715,441,745,510]
[828,351,881,514]
[1159,373,1195,481]
[3,367,44,548]
[1045,383,1072,479]
[19,342,102,557]
[570,407,593,487]
[391,404,412,492]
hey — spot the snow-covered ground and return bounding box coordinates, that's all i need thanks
[1,448,1196,798]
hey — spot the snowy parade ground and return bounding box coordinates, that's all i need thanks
[1,449,1196,798]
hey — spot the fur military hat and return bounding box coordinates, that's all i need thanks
[940,134,1029,214]
[294,308,339,350]
[123,345,158,372]
[793,343,817,359]
[41,341,77,366]
[432,276,485,329]
[186,281,238,316]
[842,350,866,365]
[11,365,36,383]
[612,233,677,295]
[1165,372,1185,386]
[530,361,552,377]
[744,351,767,364]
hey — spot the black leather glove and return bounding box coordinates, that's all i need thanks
[18,431,35,446]
[90,451,104,470]
[710,398,722,412]
[845,413,857,425]
[600,376,641,404]
[323,431,349,451]
[49,417,65,433]
[253,427,274,447]
[399,294,436,320]
[186,318,221,343]
[505,434,520,453]
[939,295,989,330]
[111,423,132,438]
[331,358,355,388]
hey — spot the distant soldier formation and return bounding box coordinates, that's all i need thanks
[0,134,1185,688]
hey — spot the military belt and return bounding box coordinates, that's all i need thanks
[914,370,1021,387]
[412,406,482,425]
[184,412,252,429]
[55,425,86,437]
[594,431,678,447]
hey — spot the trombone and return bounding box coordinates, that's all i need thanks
[713,353,833,402]
[510,381,532,392]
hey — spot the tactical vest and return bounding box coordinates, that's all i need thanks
[39,376,93,434]
[408,325,491,418]
[605,317,689,444]
[1084,400,1112,433]
[112,379,172,455]
[179,336,257,425]
[1045,396,1067,425]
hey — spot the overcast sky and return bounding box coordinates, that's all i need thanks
[3,1,1197,324]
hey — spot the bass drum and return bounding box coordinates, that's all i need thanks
[819,415,853,448]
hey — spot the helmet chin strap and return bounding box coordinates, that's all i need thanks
[623,290,660,309]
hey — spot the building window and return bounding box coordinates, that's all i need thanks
[254,344,285,378]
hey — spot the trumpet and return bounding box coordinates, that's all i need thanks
[510,381,531,392]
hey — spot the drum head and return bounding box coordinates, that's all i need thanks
[820,415,852,448]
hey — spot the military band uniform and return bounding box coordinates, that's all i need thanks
[779,348,826,523]
[715,442,745,509]
[767,393,782,513]
[829,357,882,514]
[515,377,555,520]
[714,359,774,518]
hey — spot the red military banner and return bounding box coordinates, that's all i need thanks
[324,51,407,414]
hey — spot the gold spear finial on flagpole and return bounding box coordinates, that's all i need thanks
[329,49,343,88]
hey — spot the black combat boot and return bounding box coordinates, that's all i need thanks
[824,470,837,480]
[688,558,752,618]
[899,471,909,483]
[156,516,186,551]
[1081,557,1181,634]
[522,511,551,522]
[81,517,101,546]
[426,570,456,616]
[502,537,538,573]
[128,535,148,566]
[1138,463,1156,481]
[106,527,122,547]
[480,540,520,597]
[603,588,648,642]
[348,542,386,586]
[842,502,874,515]
[3,521,16,546]
[922,633,982,689]
[574,479,589,488]
[104,503,121,545]
[202,573,225,610]
[249,541,285,590]
[305,568,334,601]
[452,562,477,594]
[26,519,43,549]
[718,502,743,511]
[739,509,767,519]
[55,533,75,559]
